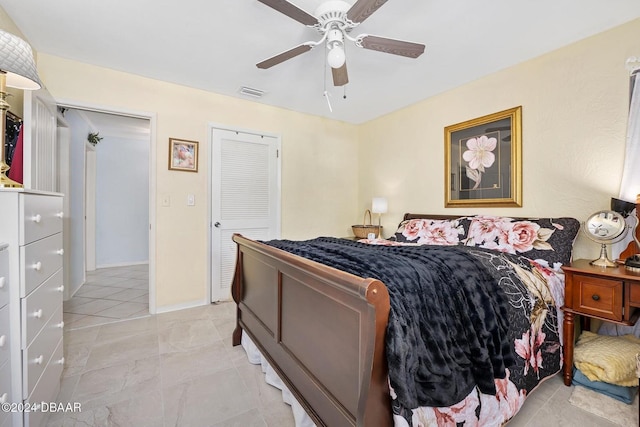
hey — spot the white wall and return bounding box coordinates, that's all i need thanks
[63,110,88,296]
[95,134,149,267]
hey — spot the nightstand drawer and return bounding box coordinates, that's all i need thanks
[629,283,640,306]
[572,274,623,321]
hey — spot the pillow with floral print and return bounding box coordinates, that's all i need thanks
[461,215,580,267]
[393,218,468,245]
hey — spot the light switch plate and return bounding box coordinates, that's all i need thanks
[161,195,170,207]
[187,194,195,206]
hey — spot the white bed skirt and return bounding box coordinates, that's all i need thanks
[241,331,317,427]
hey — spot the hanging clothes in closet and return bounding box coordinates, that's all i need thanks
[4,111,22,167]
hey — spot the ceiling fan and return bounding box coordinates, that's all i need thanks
[256,0,426,87]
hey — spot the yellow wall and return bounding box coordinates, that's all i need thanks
[3,9,639,309]
[359,18,640,261]
[34,55,359,310]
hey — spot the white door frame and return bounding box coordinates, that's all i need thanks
[207,123,282,303]
[85,146,97,272]
[56,99,158,314]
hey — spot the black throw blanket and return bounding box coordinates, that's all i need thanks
[265,237,515,408]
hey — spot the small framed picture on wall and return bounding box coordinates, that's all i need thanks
[168,138,199,172]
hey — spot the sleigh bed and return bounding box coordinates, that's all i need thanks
[231,213,580,426]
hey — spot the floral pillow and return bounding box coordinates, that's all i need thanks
[393,218,469,245]
[461,215,580,267]
[391,215,580,268]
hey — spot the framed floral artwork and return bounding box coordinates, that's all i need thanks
[444,106,522,207]
[169,138,198,172]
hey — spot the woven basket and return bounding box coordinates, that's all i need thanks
[352,209,382,239]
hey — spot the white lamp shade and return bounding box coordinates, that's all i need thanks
[372,197,388,214]
[0,30,42,90]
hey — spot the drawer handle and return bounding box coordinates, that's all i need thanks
[57,285,64,293]
[33,309,43,319]
[592,294,601,301]
[0,334,5,348]
[57,357,65,365]
[56,249,64,255]
[34,355,44,365]
[0,276,5,289]
[0,392,7,404]
[33,261,42,271]
[57,321,64,329]
[31,214,42,223]
[55,211,64,219]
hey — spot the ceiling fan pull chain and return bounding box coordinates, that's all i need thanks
[322,50,332,112]
[324,91,333,112]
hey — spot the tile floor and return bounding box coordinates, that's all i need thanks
[49,267,625,427]
[63,265,150,330]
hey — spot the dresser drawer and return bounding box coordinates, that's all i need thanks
[0,359,12,427]
[24,338,63,427]
[0,245,8,309]
[20,233,63,297]
[19,194,63,246]
[571,274,623,321]
[22,270,63,348]
[22,306,63,399]
[0,305,9,368]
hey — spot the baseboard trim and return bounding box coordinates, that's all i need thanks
[155,298,209,314]
[95,261,149,269]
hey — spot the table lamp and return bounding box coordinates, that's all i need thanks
[0,29,42,188]
[371,197,387,239]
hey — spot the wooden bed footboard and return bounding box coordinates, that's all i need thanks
[231,234,393,427]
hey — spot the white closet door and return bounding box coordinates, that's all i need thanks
[23,87,58,191]
[211,128,281,301]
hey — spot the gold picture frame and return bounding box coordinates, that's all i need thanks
[168,138,199,172]
[444,106,522,208]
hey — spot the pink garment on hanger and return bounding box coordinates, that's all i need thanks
[8,123,23,184]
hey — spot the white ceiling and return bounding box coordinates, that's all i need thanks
[3,0,640,124]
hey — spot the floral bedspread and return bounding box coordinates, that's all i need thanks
[363,239,566,426]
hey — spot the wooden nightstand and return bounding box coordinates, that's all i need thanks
[561,259,640,386]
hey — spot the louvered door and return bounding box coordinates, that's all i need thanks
[211,128,281,301]
[22,87,58,191]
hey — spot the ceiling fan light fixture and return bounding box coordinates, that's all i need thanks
[327,44,346,69]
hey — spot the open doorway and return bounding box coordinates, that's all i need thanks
[58,106,155,329]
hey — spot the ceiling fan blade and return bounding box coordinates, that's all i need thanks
[257,44,314,69]
[332,64,349,87]
[257,0,318,26]
[347,0,389,24]
[359,35,425,58]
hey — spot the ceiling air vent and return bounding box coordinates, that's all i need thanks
[239,86,265,98]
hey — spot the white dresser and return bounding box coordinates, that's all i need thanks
[0,243,10,427]
[0,190,64,427]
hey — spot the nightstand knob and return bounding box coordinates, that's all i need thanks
[592,294,600,301]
